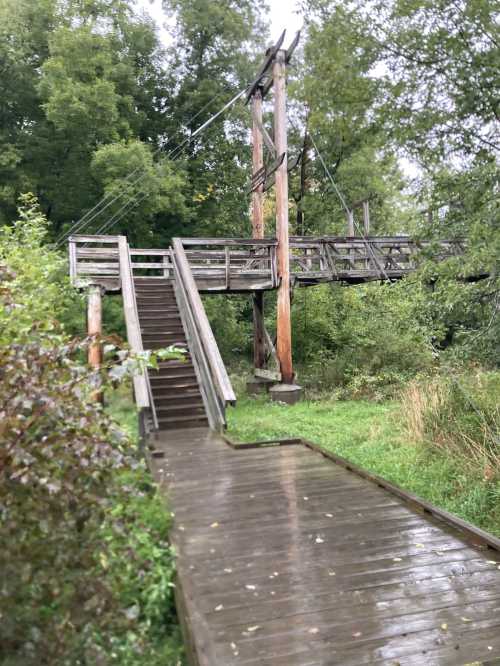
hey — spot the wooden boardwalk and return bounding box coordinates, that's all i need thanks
[150,428,500,666]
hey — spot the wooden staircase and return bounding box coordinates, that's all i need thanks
[134,277,209,431]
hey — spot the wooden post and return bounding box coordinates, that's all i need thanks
[251,89,264,240]
[363,200,370,235]
[87,284,104,402]
[87,284,103,368]
[273,49,293,385]
[347,210,355,236]
[251,88,266,372]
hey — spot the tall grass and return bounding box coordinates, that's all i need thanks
[401,371,500,479]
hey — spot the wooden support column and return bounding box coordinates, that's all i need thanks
[87,284,103,368]
[251,89,264,240]
[347,210,355,236]
[87,284,104,402]
[363,200,370,235]
[273,49,293,385]
[251,88,266,372]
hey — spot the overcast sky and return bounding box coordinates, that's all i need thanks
[135,0,303,46]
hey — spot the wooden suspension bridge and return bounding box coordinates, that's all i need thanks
[68,32,499,666]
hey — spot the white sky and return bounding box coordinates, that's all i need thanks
[135,0,303,47]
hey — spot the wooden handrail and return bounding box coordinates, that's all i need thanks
[118,236,156,422]
[172,238,236,406]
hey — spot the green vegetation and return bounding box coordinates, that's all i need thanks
[228,387,500,537]
[0,201,183,665]
[1,0,499,662]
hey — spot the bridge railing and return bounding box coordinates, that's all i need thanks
[172,239,236,430]
[69,234,466,293]
[68,235,121,291]
[180,238,278,291]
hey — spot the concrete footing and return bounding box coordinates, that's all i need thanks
[269,383,303,405]
[246,377,274,395]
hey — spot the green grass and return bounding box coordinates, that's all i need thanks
[227,394,500,537]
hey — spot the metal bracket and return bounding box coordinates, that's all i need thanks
[248,152,286,194]
[245,30,286,104]
[263,149,303,192]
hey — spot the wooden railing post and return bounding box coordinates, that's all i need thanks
[363,200,370,235]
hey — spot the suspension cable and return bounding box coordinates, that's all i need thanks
[56,85,246,247]
[89,86,248,238]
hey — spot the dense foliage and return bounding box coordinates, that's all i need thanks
[0,201,181,664]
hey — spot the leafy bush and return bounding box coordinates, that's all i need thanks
[291,282,435,397]
[0,197,182,665]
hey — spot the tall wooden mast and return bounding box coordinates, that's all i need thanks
[273,49,293,384]
[251,88,266,372]
[246,31,302,401]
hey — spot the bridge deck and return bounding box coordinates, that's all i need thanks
[150,428,500,666]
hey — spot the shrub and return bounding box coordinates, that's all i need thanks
[0,197,182,665]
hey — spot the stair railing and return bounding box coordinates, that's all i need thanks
[171,238,236,430]
[118,236,159,431]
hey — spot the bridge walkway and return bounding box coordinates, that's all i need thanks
[149,427,500,666]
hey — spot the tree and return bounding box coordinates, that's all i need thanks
[159,0,269,237]
[0,0,175,237]
[293,1,414,236]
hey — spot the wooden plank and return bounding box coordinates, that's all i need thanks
[69,239,77,284]
[118,236,149,409]
[149,428,500,666]
[76,247,119,258]
[69,234,120,243]
[180,238,278,247]
[129,249,171,256]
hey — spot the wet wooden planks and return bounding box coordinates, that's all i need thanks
[150,428,500,666]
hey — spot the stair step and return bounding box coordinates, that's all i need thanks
[158,415,209,430]
[137,308,180,316]
[153,392,203,406]
[149,370,196,380]
[155,400,205,413]
[142,331,185,338]
[140,314,182,322]
[151,379,198,389]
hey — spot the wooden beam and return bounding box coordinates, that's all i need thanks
[87,284,104,402]
[87,284,103,369]
[251,89,267,373]
[363,200,370,234]
[273,49,293,384]
[251,89,265,239]
[347,210,355,236]
[252,292,266,370]
[118,236,150,410]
